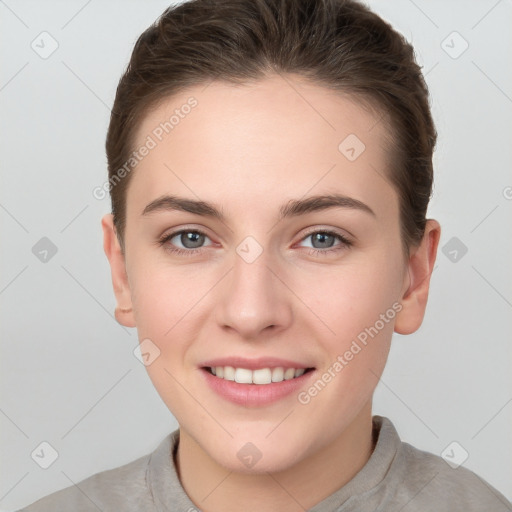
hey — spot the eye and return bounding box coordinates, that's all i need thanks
[157,227,352,258]
[158,228,213,256]
[297,229,352,256]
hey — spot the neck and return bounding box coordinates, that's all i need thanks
[175,403,375,512]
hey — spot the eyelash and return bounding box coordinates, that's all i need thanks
[157,228,352,258]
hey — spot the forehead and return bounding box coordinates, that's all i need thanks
[127,74,396,220]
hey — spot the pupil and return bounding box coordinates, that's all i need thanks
[183,231,203,248]
[313,233,334,249]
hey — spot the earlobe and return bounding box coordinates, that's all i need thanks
[394,219,441,335]
[101,214,136,328]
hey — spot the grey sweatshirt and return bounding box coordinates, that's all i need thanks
[18,415,512,511]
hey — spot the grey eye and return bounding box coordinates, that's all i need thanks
[171,231,210,249]
[299,232,339,250]
[310,232,336,249]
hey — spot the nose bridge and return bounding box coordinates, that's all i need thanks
[232,244,275,297]
[216,240,292,337]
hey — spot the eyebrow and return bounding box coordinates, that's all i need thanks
[141,193,376,221]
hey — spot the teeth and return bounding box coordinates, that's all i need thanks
[271,367,284,382]
[223,366,235,381]
[284,368,295,380]
[209,366,308,384]
[253,368,272,385]
[235,368,252,384]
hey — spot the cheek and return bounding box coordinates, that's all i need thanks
[128,259,218,390]
[304,254,403,346]
[128,263,205,413]
[299,249,403,401]
[129,257,204,337]
[293,267,399,424]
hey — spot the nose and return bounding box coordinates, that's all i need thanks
[215,249,293,340]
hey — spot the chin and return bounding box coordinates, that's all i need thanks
[203,434,308,475]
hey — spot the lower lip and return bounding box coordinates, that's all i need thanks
[201,368,315,407]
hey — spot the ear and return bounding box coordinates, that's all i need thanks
[394,219,441,335]
[101,214,136,328]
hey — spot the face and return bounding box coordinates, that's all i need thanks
[111,74,412,472]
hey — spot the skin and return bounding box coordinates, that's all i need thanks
[102,73,440,512]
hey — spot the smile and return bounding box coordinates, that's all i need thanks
[205,366,313,384]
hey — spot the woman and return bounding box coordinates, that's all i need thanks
[20,0,511,510]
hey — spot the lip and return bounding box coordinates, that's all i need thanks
[200,364,316,407]
[200,356,311,370]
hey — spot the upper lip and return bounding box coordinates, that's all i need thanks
[200,357,313,370]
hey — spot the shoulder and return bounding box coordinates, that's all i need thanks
[18,445,158,512]
[395,440,512,511]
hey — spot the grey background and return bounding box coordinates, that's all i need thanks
[1,0,511,509]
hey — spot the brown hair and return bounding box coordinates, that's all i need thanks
[105,0,436,256]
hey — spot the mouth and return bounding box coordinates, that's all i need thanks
[199,357,316,406]
[202,365,315,384]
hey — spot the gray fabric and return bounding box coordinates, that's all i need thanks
[19,416,512,511]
